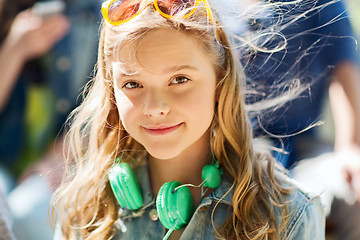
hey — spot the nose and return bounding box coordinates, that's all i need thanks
[143,90,170,117]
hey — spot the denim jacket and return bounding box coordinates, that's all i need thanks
[53,163,325,240]
[111,164,325,240]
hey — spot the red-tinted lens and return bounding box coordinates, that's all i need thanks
[108,0,141,22]
[156,0,196,16]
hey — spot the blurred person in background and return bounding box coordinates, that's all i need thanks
[0,190,16,240]
[221,0,360,239]
[0,0,100,239]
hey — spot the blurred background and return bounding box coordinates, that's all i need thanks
[318,0,360,149]
[0,0,100,239]
[347,0,360,34]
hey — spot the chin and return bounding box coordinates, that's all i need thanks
[145,145,184,160]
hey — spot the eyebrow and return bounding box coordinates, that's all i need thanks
[163,65,199,74]
[120,71,139,77]
[119,65,199,77]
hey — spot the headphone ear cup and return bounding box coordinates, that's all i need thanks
[156,181,195,230]
[108,162,143,210]
[202,163,223,189]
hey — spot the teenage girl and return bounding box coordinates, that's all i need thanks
[53,0,325,239]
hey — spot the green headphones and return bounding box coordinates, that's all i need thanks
[108,158,223,231]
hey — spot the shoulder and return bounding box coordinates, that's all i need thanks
[276,173,325,240]
[209,167,325,239]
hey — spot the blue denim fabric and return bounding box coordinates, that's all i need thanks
[112,165,325,240]
[53,164,325,240]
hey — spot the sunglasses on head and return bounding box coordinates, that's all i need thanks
[101,0,214,26]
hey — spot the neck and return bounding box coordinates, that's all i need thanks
[148,132,212,204]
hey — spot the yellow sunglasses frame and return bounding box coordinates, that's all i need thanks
[101,0,214,26]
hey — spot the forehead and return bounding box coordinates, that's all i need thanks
[114,29,212,74]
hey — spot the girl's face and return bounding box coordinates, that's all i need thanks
[113,29,217,160]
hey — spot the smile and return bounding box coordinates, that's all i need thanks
[143,123,183,135]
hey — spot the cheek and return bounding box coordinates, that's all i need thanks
[114,89,136,124]
[184,85,216,113]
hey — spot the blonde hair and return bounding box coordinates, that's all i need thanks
[52,1,294,239]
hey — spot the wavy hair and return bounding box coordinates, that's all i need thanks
[52,1,295,239]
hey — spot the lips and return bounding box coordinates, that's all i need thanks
[143,123,183,135]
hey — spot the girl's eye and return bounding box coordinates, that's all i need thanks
[170,76,190,85]
[122,81,142,89]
